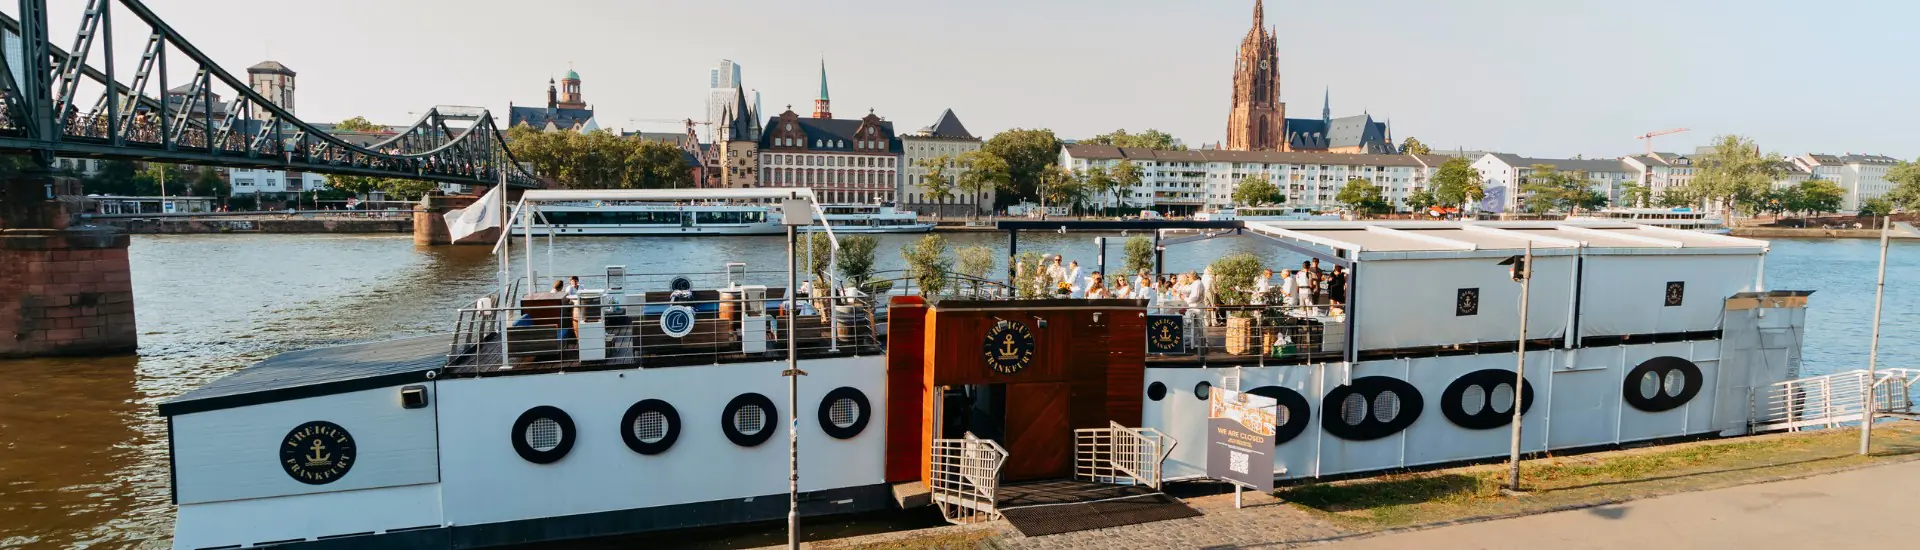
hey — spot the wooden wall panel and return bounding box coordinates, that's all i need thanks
[885,299,927,484]
[1003,382,1071,481]
[1106,311,1147,427]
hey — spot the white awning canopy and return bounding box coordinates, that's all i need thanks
[1242,220,1768,261]
[517,188,817,204]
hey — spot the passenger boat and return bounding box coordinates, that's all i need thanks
[800,204,934,233]
[1196,206,1342,222]
[1569,208,1729,234]
[532,201,782,235]
[159,203,1815,549]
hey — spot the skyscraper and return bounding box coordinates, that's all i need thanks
[706,60,745,140]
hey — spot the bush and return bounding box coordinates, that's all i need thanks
[838,235,879,288]
[1208,253,1266,308]
[901,235,953,297]
[1014,251,1051,299]
[1123,236,1155,274]
[956,246,996,296]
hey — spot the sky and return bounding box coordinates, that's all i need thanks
[52,0,1920,159]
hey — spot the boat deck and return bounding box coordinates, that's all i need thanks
[157,335,447,416]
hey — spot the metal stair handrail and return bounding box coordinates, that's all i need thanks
[1074,422,1178,490]
[1752,368,1918,433]
[928,432,1007,525]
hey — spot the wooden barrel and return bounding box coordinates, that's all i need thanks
[718,291,740,322]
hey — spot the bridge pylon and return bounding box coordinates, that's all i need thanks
[0,167,136,358]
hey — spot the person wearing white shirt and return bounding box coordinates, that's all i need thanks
[1291,266,1313,313]
[1279,269,1299,309]
[1066,261,1084,296]
[1250,269,1274,305]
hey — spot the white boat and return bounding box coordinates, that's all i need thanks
[1198,206,1341,222]
[800,204,934,233]
[159,203,1818,549]
[1570,208,1729,234]
[534,201,783,235]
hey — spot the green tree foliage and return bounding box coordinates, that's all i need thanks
[1208,253,1266,308]
[838,235,881,292]
[1079,165,1117,214]
[333,116,384,133]
[979,128,1063,207]
[1082,128,1183,150]
[917,155,955,215]
[1795,179,1845,216]
[1689,135,1778,221]
[1336,177,1391,216]
[1123,236,1155,274]
[1656,187,1697,208]
[1860,197,1895,218]
[506,125,694,189]
[1621,182,1653,208]
[1231,175,1283,207]
[955,150,1005,219]
[1109,160,1143,210]
[901,234,953,297]
[1519,164,1607,215]
[955,245,996,296]
[189,167,228,199]
[806,233,833,286]
[1887,158,1920,211]
[1036,165,1084,214]
[1013,251,1052,299]
[1429,157,1484,209]
[81,159,145,195]
[1405,188,1437,213]
[1399,137,1432,155]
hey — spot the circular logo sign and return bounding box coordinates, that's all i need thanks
[280,421,356,485]
[660,305,697,338]
[981,320,1036,375]
[1147,315,1184,353]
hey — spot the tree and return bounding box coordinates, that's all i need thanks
[1083,128,1183,150]
[1405,188,1437,213]
[980,128,1063,207]
[1123,236,1155,274]
[1795,179,1844,216]
[900,234,953,297]
[838,235,881,293]
[1109,160,1143,211]
[1689,135,1778,224]
[955,150,1005,219]
[1860,198,1895,218]
[1079,165,1117,215]
[1429,157,1484,209]
[1231,175,1283,206]
[505,126,693,190]
[1887,158,1920,211]
[955,245,996,296]
[1399,137,1432,155]
[1336,177,1391,217]
[1621,182,1653,208]
[189,167,228,201]
[1034,165,1082,216]
[917,155,956,217]
[1208,253,1266,308]
[333,116,384,133]
[1519,164,1606,215]
[1656,186,1697,208]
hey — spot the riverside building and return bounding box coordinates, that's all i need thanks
[1059,145,1448,214]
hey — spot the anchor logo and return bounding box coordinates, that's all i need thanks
[981,320,1034,375]
[280,421,356,485]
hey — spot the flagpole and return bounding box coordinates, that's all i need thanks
[1859,215,1890,455]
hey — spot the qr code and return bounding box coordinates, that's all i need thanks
[1229,450,1249,475]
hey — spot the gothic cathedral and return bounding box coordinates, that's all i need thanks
[1226,0,1284,152]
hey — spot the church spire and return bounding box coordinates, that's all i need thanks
[813,58,832,119]
[1322,86,1330,123]
[1253,0,1264,28]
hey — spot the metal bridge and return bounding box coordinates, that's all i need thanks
[0,0,537,188]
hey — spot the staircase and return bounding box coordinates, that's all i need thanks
[1752,368,1920,432]
[1074,422,1177,490]
[928,432,1008,524]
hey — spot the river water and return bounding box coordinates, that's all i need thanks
[0,233,1912,548]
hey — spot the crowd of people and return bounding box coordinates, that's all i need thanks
[1015,254,1348,319]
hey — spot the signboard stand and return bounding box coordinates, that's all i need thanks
[1207,387,1278,506]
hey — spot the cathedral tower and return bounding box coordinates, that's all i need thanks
[1225,0,1285,152]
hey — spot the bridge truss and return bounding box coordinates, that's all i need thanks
[0,0,538,188]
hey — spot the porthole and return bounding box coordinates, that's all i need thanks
[722,393,778,447]
[1340,394,1367,426]
[1322,377,1423,440]
[817,386,871,440]
[620,399,680,455]
[1194,381,1213,401]
[1146,382,1167,401]
[1440,370,1534,430]
[1460,385,1486,416]
[511,406,576,464]
[1623,356,1703,412]
[1372,390,1401,423]
[1246,386,1312,445]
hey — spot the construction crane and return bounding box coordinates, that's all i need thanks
[1636,128,1690,155]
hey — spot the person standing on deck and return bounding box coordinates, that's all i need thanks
[1292,263,1314,313]
[1279,269,1299,309]
[1327,265,1349,315]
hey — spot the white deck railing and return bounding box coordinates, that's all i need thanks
[1752,368,1919,432]
[929,432,1008,525]
[1074,422,1177,490]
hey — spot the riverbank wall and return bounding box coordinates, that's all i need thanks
[93,217,412,234]
[1730,227,1911,239]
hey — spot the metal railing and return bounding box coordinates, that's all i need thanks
[1752,368,1919,432]
[1147,303,1347,364]
[1074,421,1176,490]
[929,432,1008,525]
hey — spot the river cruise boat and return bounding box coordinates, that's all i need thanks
[802,204,934,233]
[1195,206,1342,222]
[532,201,782,235]
[1570,208,1729,234]
[160,202,1820,549]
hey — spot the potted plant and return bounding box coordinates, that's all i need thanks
[1209,253,1265,354]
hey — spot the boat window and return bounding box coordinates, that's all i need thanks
[1490,383,1515,414]
[1460,385,1486,415]
[696,211,745,225]
[1340,393,1368,426]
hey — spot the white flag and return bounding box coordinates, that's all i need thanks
[444,186,502,244]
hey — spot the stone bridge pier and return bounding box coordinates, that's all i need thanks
[413,185,523,246]
[0,169,137,358]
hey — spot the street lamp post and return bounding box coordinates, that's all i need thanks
[1860,216,1891,455]
[1500,241,1533,492]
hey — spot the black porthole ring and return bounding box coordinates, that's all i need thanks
[1321,376,1424,441]
[1440,369,1536,430]
[817,387,872,440]
[1146,381,1168,401]
[1194,381,1213,401]
[1623,356,1702,412]
[620,399,681,455]
[511,406,576,464]
[722,393,778,447]
[1246,386,1312,446]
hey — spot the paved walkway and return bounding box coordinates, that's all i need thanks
[1322,459,1920,550]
